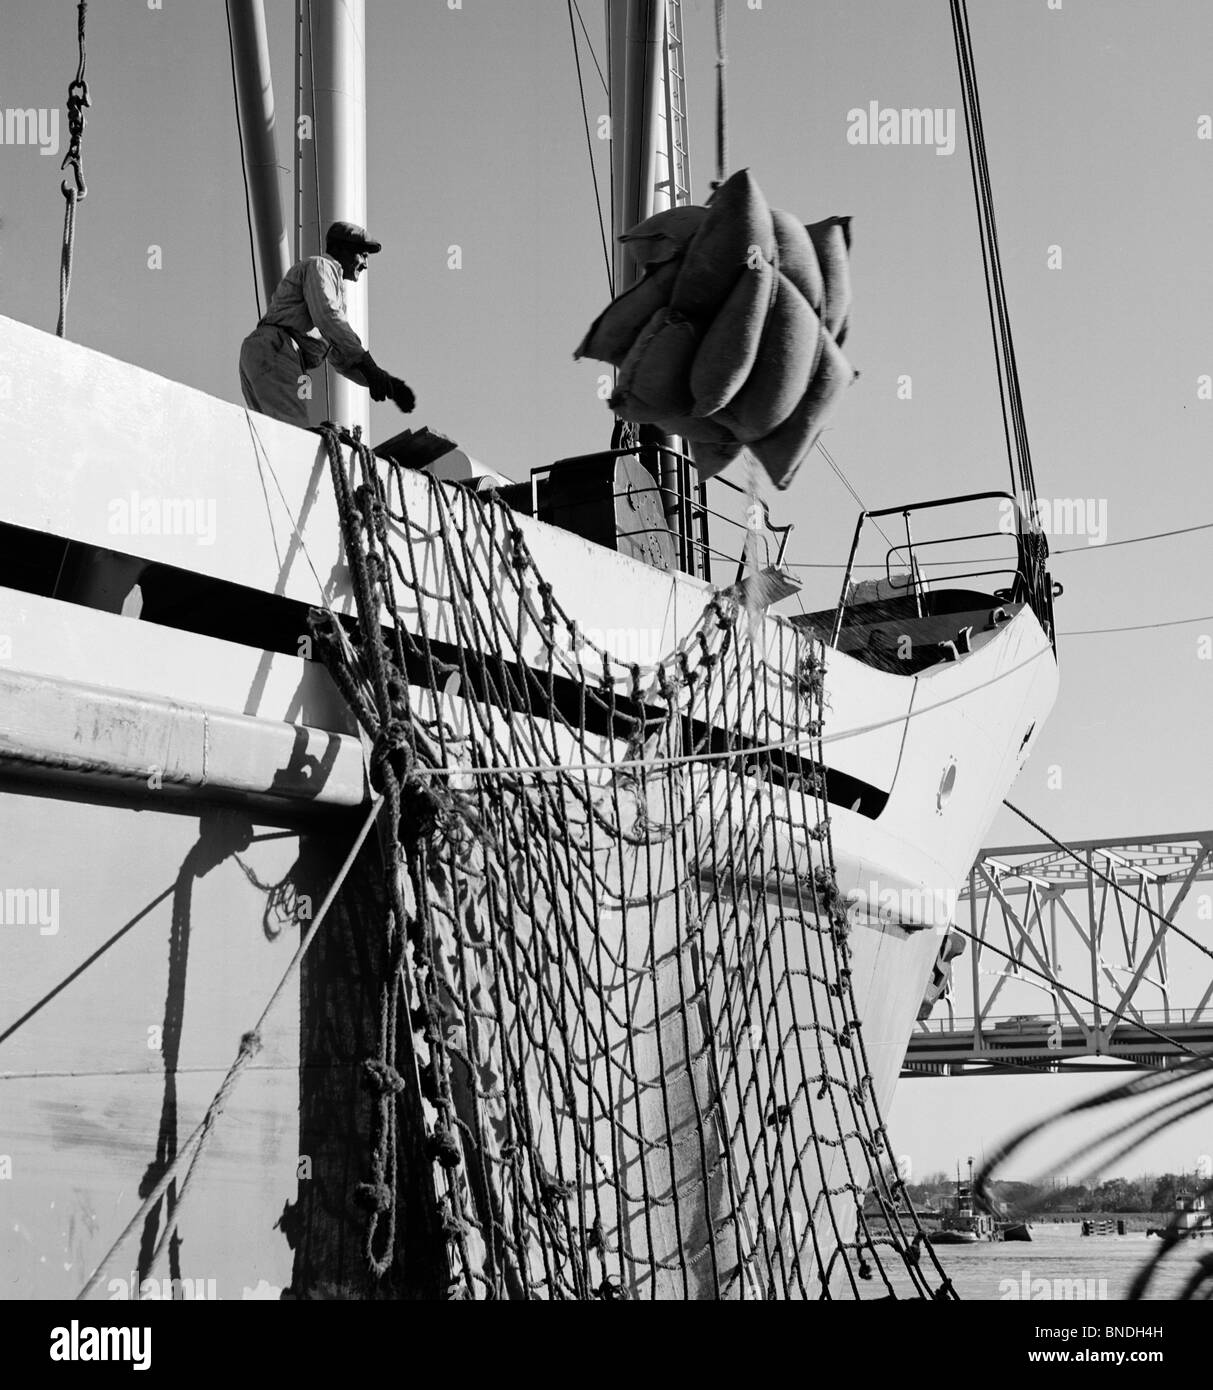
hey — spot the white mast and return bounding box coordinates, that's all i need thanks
[297,0,369,436]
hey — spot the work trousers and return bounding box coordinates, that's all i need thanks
[238,325,310,428]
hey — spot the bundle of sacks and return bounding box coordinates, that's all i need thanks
[574,169,855,490]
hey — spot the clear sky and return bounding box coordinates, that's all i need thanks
[3,0,1212,1182]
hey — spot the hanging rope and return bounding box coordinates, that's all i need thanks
[56,0,90,338]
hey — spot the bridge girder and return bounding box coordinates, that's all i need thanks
[904,830,1213,1078]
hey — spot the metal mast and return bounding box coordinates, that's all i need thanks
[226,1,291,308]
[659,0,692,212]
[608,0,697,570]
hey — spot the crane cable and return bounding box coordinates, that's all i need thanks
[56,0,90,338]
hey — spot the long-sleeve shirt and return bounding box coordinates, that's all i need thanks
[259,254,370,385]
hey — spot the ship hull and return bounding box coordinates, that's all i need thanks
[0,317,1056,1297]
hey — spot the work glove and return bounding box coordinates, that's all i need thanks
[389,377,416,413]
[359,353,392,402]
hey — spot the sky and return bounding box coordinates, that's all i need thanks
[2,0,1212,1181]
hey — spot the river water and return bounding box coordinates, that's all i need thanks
[866,1221,1202,1301]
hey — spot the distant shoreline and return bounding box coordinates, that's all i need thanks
[866,1211,1173,1233]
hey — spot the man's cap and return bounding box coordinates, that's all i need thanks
[325,220,382,254]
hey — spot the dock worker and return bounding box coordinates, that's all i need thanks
[239,220,415,427]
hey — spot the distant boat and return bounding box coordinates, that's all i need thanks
[999,1221,1032,1242]
[926,1160,999,1245]
[1147,1191,1211,1239]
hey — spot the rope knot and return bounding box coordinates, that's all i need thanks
[537,1162,575,1213]
[427,1126,462,1171]
[398,775,443,847]
[353,1181,393,1214]
[370,720,412,794]
[440,1205,471,1240]
[712,597,735,629]
[537,580,555,626]
[361,1058,406,1097]
[509,528,528,570]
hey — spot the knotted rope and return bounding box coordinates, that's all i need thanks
[57,0,90,338]
[310,430,955,1300]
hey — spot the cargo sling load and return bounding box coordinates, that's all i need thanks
[576,171,856,488]
[0,0,1056,1299]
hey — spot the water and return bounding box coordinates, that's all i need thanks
[874,1222,1202,1301]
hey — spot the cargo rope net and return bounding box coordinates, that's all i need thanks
[311,428,955,1300]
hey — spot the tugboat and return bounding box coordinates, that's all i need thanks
[928,1160,999,1245]
[1147,1190,1211,1240]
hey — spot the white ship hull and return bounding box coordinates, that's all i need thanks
[0,318,1057,1297]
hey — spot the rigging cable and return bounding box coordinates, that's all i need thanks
[1002,800,1213,970]
[1061,612,1213,637]
[56,0,90,338]
[949,0,1039,515]
[225,1,262,320]
[786,516,1213,568]
[942,921,1203,1064]
[1052,520,1213,555]
[571,0,609,93]
[815,439,908,565]
[568,0,614,297]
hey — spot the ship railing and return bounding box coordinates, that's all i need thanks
[525,444,790,582]
[547,442,793,583]
[830,490,1046,648]
[612,475,793,584]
